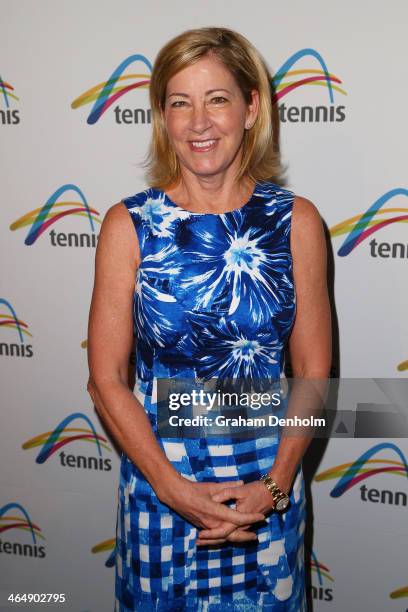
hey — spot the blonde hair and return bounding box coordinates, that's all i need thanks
[144,27,283,189]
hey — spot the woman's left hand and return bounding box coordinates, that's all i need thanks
[196,481,276,546]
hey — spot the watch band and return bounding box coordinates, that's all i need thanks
[260,474,290,512]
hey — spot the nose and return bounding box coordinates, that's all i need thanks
[189,103,212,134]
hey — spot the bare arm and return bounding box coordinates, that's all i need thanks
[87,202,264,531]
[266,195,332,493]
[87,203,181,491]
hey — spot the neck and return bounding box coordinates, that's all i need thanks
[168,169,255,214]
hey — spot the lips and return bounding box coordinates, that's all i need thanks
[188,139,218,152]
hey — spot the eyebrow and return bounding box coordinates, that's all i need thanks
[167,88,231,98]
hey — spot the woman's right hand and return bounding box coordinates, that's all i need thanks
[157,475,265,534]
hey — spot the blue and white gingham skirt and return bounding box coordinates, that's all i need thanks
[114,432,306,611]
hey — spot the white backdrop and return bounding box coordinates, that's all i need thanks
[1,1,407,610]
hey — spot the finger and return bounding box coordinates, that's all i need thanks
[196,538,227,546]
[227,530,258,543]
[199,523,244,539]
[226,509,265,525]
[198,520,233,535]
[200,518,222,529]
[209,480,244,494]
[211,487,246,503]
[198,521,256,542]
[197,529,258,544]
[211,503,265,526]
[198,520,237,540]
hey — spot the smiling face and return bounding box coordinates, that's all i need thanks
[162,53,259,181]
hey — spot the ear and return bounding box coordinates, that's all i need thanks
[246,89,260,128]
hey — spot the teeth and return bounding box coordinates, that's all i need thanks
[191,140,216,148]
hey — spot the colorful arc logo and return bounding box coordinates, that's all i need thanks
[0,75,19,108]
[330,188,408,256]
[92,537,115,567]
[314,442,408,497]
[9,184,101,245]
[390,584,408,600]
[22,412,111,463]
[397,359,408,372]
[272,48,346,103]
[0,503,44,544]
[71,54,152,124]
[0,298,31,343]
[310,549,334,586]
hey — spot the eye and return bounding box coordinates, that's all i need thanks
[170,100,188,108]
[211,96,228,104]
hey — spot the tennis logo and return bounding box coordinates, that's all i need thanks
[0,298,33,358]
[397,359,408,372]
[71,54,152,125]
[272,48,346,123]
[22,412,112,471]
[0,74,20,125]
[10,184,101,247]
[308,549,334,602]
[70,51,343,125]
[315,442,408,507]
[330,188,408,257]
[0,502,45,558]
[92,537,116,568]
[390,583,408,604]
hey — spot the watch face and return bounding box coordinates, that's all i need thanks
[276,497,289,511]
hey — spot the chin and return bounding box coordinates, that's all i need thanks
[193,168,224,179]
[189,161,227,176]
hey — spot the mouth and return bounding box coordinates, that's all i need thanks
[188,139,218,152]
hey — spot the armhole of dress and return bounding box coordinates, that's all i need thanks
[284,189,296,296]
[120,198,144,353]
[284,190,297,376]
[120,198,144,264]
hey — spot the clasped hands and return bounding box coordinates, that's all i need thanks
[161,476,277,547]
[197,479,276,546]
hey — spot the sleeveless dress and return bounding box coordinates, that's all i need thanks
[114,181,307,611]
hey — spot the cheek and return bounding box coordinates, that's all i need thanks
[164,112,188,142]
[214,109,246,135]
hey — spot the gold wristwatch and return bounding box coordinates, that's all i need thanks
[260,474,290,512]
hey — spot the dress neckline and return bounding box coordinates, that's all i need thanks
[160,181,259,216]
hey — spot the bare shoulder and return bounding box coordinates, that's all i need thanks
[100,201,135,234]
[96,201,140,267]
[291,195,325,241]
[290,196,327,271]
[292,195,323,229]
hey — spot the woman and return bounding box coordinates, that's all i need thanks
[87,27,331,611]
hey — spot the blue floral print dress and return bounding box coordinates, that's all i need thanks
[114,181,307,611]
